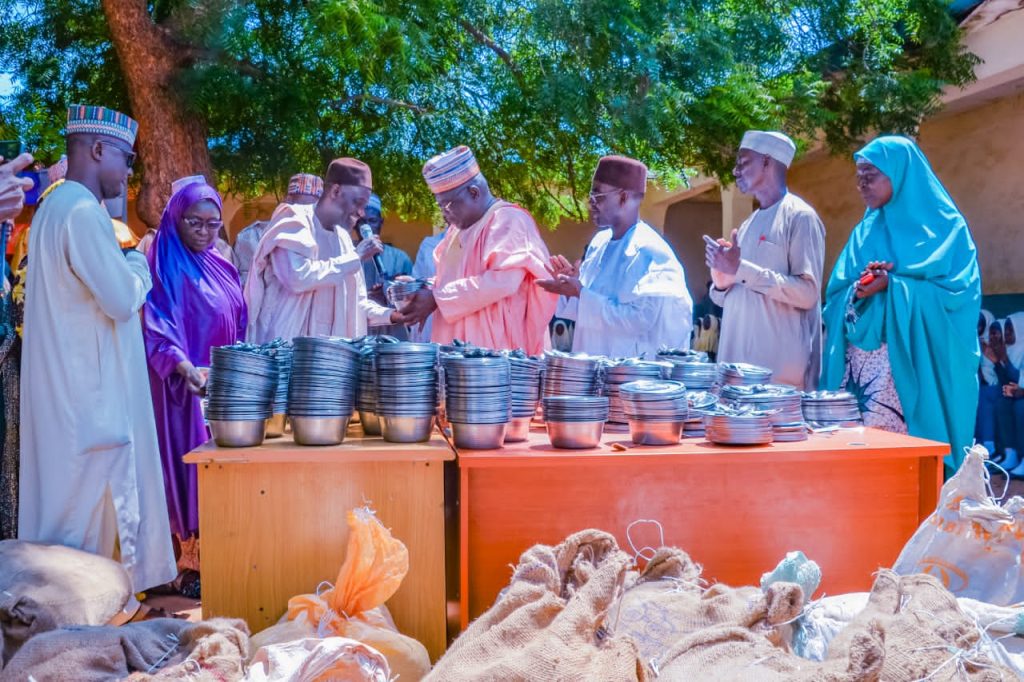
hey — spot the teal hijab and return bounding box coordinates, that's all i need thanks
[820,136,980,474]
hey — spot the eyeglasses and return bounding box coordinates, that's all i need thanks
[182,216,224,232]
[100,141,136,169]
[588,189,622,205]
[436,185,470,212]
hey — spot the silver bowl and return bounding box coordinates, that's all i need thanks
[628,419,684,446]
[504,416,532,443]
[210,419,266,448]
[452,422,507,450]
[381,415,435,443]
[265,413,286,439]
[291,416,350,446]
[547,420,605,449]
[359,410,382,436]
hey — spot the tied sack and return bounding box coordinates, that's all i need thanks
[893,445,1024,605]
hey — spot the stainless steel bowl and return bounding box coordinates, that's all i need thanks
[452,422,507,450]
[359,410,382,436]
[381,415,435,443]
[547,420,604,449]
[504,416,532,443]
[210,419,266,448]
[291,416,350,446]
[265,413,286,439]
[628,419,684,446]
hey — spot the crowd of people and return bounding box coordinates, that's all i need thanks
[0,103,982,615]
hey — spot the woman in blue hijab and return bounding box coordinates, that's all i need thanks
[821,136,981,475]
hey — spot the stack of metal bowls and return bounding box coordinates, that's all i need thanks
[684,390,719,437]
[385,279,427,308]
[287,337,361,445]
[603,360,671,432]
[444,355,511,449]
[720,383,806,441]
[266,341,293,438]
[719,362,773,386]
[542,395,609,449]
[703,405,775,446]
[206,346,278,447]
[507,354,543,442]
[667,360,720,392]
[376,342,439,443]
[657,348,709,364]
[802,391,863,428]
[541,351,604,399]
[619,379,690,445]
[353,336,400,436]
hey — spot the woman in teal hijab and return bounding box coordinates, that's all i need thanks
[821,136,980,475]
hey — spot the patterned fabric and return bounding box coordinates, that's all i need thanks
[422,145,480,193]
[47,156,67,184]
[287,173,323,198]
[367,193,382,213]
[65,104,138,145]
[842,343,908,434]
[171,175,206,196]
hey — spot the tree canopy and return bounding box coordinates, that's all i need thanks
[0,0,978,227]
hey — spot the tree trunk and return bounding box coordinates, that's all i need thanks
[100,0,212,230]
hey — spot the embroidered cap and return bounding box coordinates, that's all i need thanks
[66,104,138,146]
[287,173,324,198]
[422,145,481,194]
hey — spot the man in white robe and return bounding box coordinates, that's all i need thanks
[245,158,399,342]
[706,131,825,390]
[408,228,446,343]
[19,104,176,604]
[540,155,693,358]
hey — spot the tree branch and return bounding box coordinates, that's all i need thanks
[458,19,524,86]
[332,94,433,115]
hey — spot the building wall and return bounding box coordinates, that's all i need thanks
[663,199,722,300]
[788,89,1024,294]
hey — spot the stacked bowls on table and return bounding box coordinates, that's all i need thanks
[375,342,439,443]
[666,360,720,392]
[354,336,400,436]
[385,279,428,308]
[541,351,604,399]
[206,346,278,447]
[266,340,293,438]
[684,390,719,437]
[619,379,690,445]
[657,348,709,364]
[603,360,671,432]
[719,384,807,441]
[444,355,511,449]
[719,362,773,387]
[802,391,863,428]
[542,395,609,449]
[287,337,361,445]
[703,405,775,446]
[507,354,543,442]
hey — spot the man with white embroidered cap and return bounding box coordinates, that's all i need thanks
[706,130,826,390]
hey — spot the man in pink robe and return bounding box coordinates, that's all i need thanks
[398,146,556,354]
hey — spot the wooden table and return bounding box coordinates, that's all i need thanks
[184,428,454,661]
[458,427,946,627]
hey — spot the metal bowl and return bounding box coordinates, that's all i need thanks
[291,416,350,446]
[265,413,286,439]
[504,416,532,443]
[628,419,684,446]
[210,419,266,448]
[452,422,507,450]
[359,410,382,436]
[547,420,604,449]
[381,415,435,443]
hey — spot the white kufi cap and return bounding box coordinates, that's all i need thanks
[740,131,797,168]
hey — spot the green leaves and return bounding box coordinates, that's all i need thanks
[0,0,977,226]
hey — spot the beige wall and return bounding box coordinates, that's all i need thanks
[787,89,1024,295]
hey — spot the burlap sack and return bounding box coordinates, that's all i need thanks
[425,529,646,682]
[0,540,132,667]
[615,547,804,667]
[655,623,885,681]
[826,570,1016,681]
[0,617,248,682]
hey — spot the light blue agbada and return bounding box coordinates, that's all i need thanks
[821,136,981,474]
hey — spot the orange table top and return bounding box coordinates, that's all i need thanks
[184,425,455,465]
[457,426,950,468]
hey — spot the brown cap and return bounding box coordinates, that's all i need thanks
[326,157,372,189]
[592,155,647,193]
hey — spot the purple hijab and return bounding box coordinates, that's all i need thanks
[143,181,246,539]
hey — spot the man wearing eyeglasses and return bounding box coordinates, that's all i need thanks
[538,155,693,358]
[396,146,557,354]
[19,104,176,618]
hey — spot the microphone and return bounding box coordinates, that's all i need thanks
[358,222,386,277]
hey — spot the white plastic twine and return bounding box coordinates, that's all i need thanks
[626,519,665,564]
[909,605,1019,681]
[145,632,181,674]
[976,443,1011,502]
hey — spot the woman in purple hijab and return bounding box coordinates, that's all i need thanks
[144,180,246,596]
